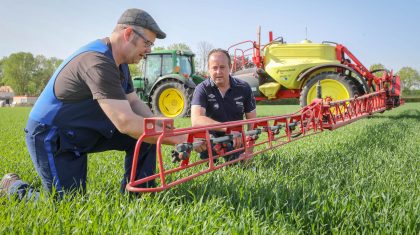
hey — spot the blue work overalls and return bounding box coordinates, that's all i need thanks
[25,39,156,195]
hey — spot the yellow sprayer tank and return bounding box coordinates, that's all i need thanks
[263,40,340,89]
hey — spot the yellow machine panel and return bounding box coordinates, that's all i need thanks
[259,82,281,99]
[263,41,340,89]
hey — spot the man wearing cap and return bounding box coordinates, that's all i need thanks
[1,9,183,199]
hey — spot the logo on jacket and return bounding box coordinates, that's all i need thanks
[213,103,219,110]
[236,101,243,112]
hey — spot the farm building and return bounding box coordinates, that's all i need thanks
[13,96,38,106]
[0,86,14,107]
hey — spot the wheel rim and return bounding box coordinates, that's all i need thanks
[306,79,350,104]
[158,88,184,117]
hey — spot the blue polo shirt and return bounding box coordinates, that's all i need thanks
[191,76,256,122]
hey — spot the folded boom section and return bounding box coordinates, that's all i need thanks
[126,90,400,193]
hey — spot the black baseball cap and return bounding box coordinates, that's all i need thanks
[117,8,166,39]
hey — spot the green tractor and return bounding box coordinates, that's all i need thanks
[133,50,205,118]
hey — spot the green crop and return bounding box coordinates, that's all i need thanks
[0,104,419,234]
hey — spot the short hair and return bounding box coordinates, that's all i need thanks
[114,24,144,34]
[113,24,145,43]
[207,48,231,68]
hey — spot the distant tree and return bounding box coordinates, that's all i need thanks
[32,55,62,95]
[128,63,142,77]
[2,53,62,95]
[152,46,166,51]
[397,67,420,90]
[369,63,386,78]
[0,57,4,85]
[196,41,213,72]
[167,43,191,51]
[3,52,37,95]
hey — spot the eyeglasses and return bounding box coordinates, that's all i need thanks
[131,29,154,48]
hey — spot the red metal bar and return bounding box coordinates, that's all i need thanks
[126,89,401,193]
[334,44,401,93]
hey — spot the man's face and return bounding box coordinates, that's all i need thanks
[126,28,156,64]
[208,52,230,88]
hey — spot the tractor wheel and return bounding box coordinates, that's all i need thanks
[300,72,361,107]
[347,76,366,95]
[150,80,193,118]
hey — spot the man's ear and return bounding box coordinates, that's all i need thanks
[123,27,133,42]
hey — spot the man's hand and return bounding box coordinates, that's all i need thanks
[231,131,243,149]
[193,139,207,153]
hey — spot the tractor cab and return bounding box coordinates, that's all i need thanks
[145,50,194,82]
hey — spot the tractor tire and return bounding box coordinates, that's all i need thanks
[347,76,366,95]
[150,80,193,118]
[300,72,361,107]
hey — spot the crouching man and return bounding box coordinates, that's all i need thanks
[1,8,186,200]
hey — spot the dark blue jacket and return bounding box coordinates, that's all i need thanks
[191,76,256,122]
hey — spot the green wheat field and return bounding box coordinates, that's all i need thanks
[1,104,419,234]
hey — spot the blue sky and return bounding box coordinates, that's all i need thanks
[1,0,419,72]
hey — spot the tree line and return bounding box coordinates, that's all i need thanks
[1,45,419,96]
[0,53,62,96]
[0,42,215,96]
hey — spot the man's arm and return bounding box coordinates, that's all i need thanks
[245,109,257,120]
[243,82,257,129]
[126,92,154,118]
[191,105,221,127]
[245,109,257,130]
[190,84,224,128]
[191,103,256,127]
[98,98,185,145]
[191,104,250,149]
[191,105,229,133]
